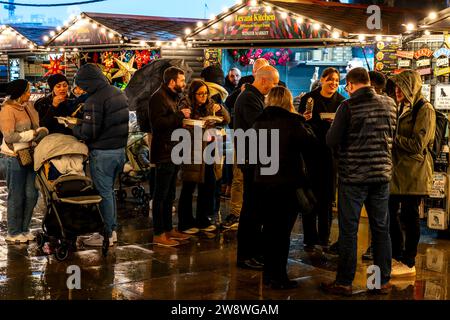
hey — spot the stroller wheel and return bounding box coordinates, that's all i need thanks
[55,245,69,261]
[36,232,47,248]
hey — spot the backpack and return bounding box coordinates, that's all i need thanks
[412,98,449,161]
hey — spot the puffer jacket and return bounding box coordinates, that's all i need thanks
[0,99,39,156]
[390,70,436,195]
[73,64,129,150]
[326,87,397,184]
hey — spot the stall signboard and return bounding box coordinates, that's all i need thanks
[0,29,31,50]
[50,20,121,47]
[418,68,432,76]
[433,48,450,59]
[416,59,431,67]
[375,42,399,75]
[435,84,450,109]
[414,48,433,59]
[398,59,411,68]
[191,5,331,41]
[436,57,449,67]
[435,67,450,77]
[396,50,414,59]
[422,83,431,101]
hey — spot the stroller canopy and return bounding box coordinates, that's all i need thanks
[34,134,89,172]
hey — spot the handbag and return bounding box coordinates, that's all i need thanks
[296,153,317,215]
[16,147,34,167]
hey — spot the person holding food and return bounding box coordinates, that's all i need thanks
[177,79,230,234]
[34,74,81,135]
[298,67,345,253]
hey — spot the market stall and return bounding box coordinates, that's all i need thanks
[44,12,205,89]
[184,0,422,96]
[0,24,54,91]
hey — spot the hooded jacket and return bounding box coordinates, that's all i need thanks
[390,70,436,195]
[73,64,129,150]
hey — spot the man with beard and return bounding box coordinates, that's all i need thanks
[149,67,192,246]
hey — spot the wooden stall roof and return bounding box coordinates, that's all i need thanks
[266,0,423,36]
[9,24,54,46]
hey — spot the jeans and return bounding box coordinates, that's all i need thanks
[261,185,298,282]
[5,157,38,236]
[152,163,179,235]
[237,166,262,261]
[178,164,216,230]
[89,148,126,237]
[389,195,421,268]
[336,182,391,287]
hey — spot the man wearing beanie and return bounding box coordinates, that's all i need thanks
[35,73,77,135]
[72,64,129,247]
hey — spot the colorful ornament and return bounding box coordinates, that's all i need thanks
[97,63,118,82]
[135,50,151,69]
[112,56,137,83]
[41,55,67,76]
[101,51,116,69]
[80,52,90,63]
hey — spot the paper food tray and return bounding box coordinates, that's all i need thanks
[56,117,80,125]
[320,113,335,120]
[183,119,206,127]
[200,115,224,123]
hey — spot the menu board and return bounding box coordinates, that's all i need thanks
[375,42,399,76]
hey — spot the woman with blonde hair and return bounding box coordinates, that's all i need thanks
[253,86,317,289]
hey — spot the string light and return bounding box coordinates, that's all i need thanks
[197,21,203,28]
[424,30,431,36]
[386,36,393,42]
[296,17,304,24]
[140,40,146,46]
[156,41,162,46]
[50,31,56,37]
[108,32,114,39]
[406,23,415,31]
[358,34,366,41]
[265,6,272,13]
[375,34,382,41]
[280,12,288,19]
[313,23,321,30]
[332,31,340,39]
[100,27,106,33]
[43,35,49,41]
[185,28,191,35]
[250,0,257,6]
[429,12,437,20]
[56,26,62,31]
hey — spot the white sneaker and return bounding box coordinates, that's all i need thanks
[201,225,217,232]
[111,231,118,243]
[182,227,200,234]
[5,234,28,244]
[82,233,114,247]
[22,232,35,241]
[391,262,416,277]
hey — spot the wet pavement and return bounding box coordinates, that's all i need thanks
[1,178,450,300]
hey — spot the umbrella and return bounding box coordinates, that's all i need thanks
[124,59,193,132]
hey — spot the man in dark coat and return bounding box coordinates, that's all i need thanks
[72,63,129,247]
[322,67,397,295]
[149,67,191,247]
[234,65,279,270]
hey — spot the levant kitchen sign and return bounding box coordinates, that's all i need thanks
[191,5,331,41]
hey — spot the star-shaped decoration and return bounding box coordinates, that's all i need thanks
[41,56,67,77]
[112,56,137,83]
[97,63,118,82]
[80,52,90,63]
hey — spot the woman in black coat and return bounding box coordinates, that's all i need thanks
[297,67,345,252]
[254,86,317,289]
[34,74,81,135]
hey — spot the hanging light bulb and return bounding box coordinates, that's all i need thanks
[281,12,288,19]
[375,34,382,41]
[424,30,431,36]
[332,31,340,39]
[313,23,321,30]
[43,35,49,41]
[50,31,56,37]
[358,34,366,41]
[197,21,204,28]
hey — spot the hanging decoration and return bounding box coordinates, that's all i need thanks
[41,55,67,76]
[112,55,137,83]
[80,52,90,63]
[101,51,117,69]
[229,48,293,66]
[97,63,118,82]
[135,50,160,69]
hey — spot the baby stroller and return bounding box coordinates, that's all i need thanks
[34,134,109,261]
[115,132,152,207]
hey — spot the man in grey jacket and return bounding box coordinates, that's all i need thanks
[322,67,397,295]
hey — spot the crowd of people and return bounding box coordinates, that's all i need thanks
[0,56,440,294]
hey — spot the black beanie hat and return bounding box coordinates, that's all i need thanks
[47,73,68,92]
[6,79,29,100]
